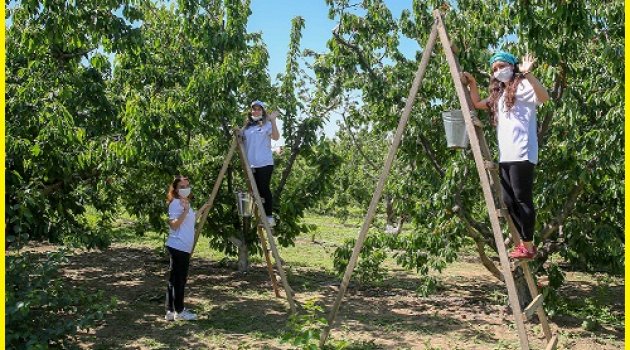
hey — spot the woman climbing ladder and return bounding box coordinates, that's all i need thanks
[242,100,281,226]
[462,51,550,259]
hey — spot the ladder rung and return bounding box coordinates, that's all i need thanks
[497,208,509,218]
[544,334,558,350]
[472,117,483,127]
[484,161,498,171]
[504,236,512,246]
[522,294,544,321]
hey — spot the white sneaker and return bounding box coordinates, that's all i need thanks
[165,311,175,321]
[175,308,197,321]
[267,216,275,227]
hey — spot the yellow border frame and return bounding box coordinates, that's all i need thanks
[625,1,629,348]
[1,2,6,349]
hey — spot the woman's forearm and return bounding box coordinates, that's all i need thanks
[169,211,188,230]
[524,73,550,104]
[468,81,482,107]
[270,119,280,141]
[461,72,488,110]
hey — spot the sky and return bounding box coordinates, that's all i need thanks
[246,0,421,147]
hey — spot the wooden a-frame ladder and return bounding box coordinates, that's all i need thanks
[192,128,296,314]
[320,10,557,350]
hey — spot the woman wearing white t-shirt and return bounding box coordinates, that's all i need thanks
[462,52,550,260]
[164,175,210,321]
[243,100,280,226]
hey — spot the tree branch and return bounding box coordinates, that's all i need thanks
[470,226,504,281]
[51,47,96,61]
[42,180,65,195]
[536,225,567,267]
[538,63,567,141]
[274,103,337,201]
[332,26,380,82]
[341,111,380,173]
[274,118,306,201]
[416,133,445,177]
[540,183,584,242]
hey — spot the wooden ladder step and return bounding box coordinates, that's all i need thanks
[522,294,544,321]
[544,334,559,350]
[472,116,484,127]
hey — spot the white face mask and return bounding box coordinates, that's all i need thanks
[251,115,262,121]
[494,66,514,83]
[178,188,191,198]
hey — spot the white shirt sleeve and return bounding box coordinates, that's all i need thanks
[168,199,183,220]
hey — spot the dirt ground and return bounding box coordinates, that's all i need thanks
[34,240,623,350]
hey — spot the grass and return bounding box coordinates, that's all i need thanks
[58,212,626,349]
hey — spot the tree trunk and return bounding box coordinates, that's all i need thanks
[385,194,395,226]
[229,236,250,272]
[237,241,249,272]
[512,267,533,310]
[394,215,406,235]
[274,120,307,202]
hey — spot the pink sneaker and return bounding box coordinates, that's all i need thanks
[509,244,536,260]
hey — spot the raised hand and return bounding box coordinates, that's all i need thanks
[268,110,280,122]
[180,198,190,212]
[519,53,535,73]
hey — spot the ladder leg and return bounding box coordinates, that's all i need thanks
[257,225,282,298]
[319,19,440,348]
[193,135,238,255]
[522,264,553,341]
[236,133,297,314]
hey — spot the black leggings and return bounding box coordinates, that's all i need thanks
[500,161,535,242]
[253,165,274,216]
[166,246,191,313]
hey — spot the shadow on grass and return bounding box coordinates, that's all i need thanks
[59,246,298,348]
[45,243,624,349]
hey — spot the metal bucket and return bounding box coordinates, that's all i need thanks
[235,191,254,218]
[442,110,470,149]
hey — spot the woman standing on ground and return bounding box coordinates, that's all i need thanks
[165,175,210,321]
[462,51,550,259]
[242,100,281,226]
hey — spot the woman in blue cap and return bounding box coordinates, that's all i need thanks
[462,52,549,259]
[243,100,280,226]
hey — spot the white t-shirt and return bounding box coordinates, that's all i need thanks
[166,198,196,253]
[496,79,541,164]
[243,121,274,168]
